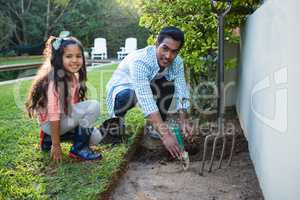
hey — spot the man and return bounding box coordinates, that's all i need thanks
[106,26,191,159]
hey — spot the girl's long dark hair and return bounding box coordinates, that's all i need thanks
[26,36,87,118]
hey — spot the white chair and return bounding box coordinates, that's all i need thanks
[91,38,107,60]
[117,37,137,60]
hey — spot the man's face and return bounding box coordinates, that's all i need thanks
[156,37,181,69]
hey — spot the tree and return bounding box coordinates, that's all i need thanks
[137,0,261,85]
[0,13,14,49]
[0,0,32,45]
[0,0,72,46]
[0,0,149,57]
[56,0,149,57]
[43,0,73,40]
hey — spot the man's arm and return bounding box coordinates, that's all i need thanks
[174,62,190,110]
[174,61,192,135]
[130,60,182,159]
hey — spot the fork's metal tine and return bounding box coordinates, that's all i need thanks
[199,134,214,176]
[208,135,222,172]
[227,131,236,167]
[217,135,226,169]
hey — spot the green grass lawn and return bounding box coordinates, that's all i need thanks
[0,64,145,200]
[0,55,43,66]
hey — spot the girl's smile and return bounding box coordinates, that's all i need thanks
[63,44,83,74]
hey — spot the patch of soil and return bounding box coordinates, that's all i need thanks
[110,109,264,200]
[110,152,263,200]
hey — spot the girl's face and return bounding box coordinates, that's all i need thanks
[62,44,83,74]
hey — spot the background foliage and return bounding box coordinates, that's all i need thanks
[0,0,150,57]
[136,0,261,84]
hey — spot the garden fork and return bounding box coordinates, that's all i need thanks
[199,0,233,175]
[199,120,236,175]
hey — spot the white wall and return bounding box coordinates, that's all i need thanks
[236,0,300,199]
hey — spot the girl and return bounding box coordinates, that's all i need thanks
[26,32,104,163]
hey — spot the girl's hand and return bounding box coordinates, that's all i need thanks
[50,144,62,164]
[49,121,62,163]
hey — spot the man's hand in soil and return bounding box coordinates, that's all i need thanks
[148,112,182,160]
[161,130,182,160]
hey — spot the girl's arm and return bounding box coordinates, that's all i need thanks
[50,120,62,163]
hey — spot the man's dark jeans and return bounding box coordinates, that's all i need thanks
[114,76,174,121]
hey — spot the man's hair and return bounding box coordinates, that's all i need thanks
[157,26,184,48]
